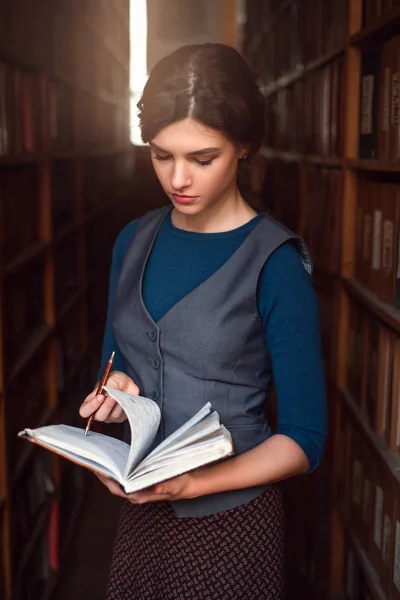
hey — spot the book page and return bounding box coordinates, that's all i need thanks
[102,386,161,477]
[124,428,233,493]
[129,428,231,479]
[144,402,213,462]
[19,425,130,480]
[136,412,221,470]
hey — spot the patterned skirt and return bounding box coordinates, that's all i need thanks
[106,485,285,599]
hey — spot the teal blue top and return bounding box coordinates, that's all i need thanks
[100,212,327,471]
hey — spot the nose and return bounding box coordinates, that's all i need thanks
[170,160,192,191]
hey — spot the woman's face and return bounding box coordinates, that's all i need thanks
[150,118,243,216]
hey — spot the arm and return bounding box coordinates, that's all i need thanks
[98,219,140,376]
[80,220,141,424]
[102,243,327,503]
[185,242,327,497]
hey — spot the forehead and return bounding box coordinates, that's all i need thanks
[151,118,231,152]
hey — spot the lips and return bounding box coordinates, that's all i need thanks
[171,193,198,204]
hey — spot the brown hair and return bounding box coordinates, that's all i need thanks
[137,43,265,157]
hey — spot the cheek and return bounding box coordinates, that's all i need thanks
[206,159,238,189]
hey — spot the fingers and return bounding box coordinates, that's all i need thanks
[95,474,127,497]
[79,393,104,418]
[79,370,136,423]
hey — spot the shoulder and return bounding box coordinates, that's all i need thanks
[264,241,311,283]
[259,214,312,276]
[112,218,141,265]
[258,242,317,320]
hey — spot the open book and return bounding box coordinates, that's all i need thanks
[18,386,234,493]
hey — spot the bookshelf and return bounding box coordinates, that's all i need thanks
[242,1,400,599]
[0,1,133,599]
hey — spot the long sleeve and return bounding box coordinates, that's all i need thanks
[98,219,140,376]
[257,243,327,471]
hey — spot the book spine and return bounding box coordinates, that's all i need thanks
[359,48,381,159]
[390,37,400,160]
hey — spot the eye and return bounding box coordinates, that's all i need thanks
[194,158,213,166]
[153,153,171,162]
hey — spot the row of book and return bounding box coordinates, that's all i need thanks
[264,55,344,158]
[359,35,400,161]
[337,400,400,599]
[6,353,93,600]
[354,180,400,305]
[1,154,132,269]
[363,0,400,28]
[0,166,41,265]
[347,298,400,453]
[0,63,40,156]
[4,258,46,377]
[0,64,129,158]
[261,162,343,277]
[11,451,55,573]
[6,345,49,471]
[303,167,343,275]
[283,460,333,600]
[244,0,348,87]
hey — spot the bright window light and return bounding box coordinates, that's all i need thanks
[130,0,148,146]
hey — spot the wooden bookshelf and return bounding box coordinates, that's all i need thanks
[0,2,134,599]
[243,1,400,599]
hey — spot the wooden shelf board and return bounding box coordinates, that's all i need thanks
[4,241,48,277]
[260,147,343,168]
[260,147,301,162]
[337,500,387,600]
[263,46,345,96]
[343,277,400,335]
[8,324,53,384]
[339,387,400,483]
[13,406,56,487]
[351,6,400,47]
[347,159,400,173]
[0,146,132,169]
[53,222,80,245]
[16,496,54,578]
[56,289,82,323]
[307,155,342,168]
[0,153,44,167]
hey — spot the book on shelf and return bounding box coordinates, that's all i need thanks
[354,180,400,308]
[18,387,234,493]
[359,36,400,160]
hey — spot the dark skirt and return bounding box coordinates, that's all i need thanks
[106,485,285,600]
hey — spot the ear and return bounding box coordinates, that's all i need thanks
[238,145,250,160]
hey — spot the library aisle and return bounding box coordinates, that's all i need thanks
[2,1,400,600]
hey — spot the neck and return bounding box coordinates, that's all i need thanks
[171,187,257,233]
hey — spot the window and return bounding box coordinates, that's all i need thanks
[129,0,148,145]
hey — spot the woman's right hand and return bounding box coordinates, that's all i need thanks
[79,371,139,424]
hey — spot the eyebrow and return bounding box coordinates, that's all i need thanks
[150,143,220,156]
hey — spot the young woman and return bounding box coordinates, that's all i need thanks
[79,43,327,599]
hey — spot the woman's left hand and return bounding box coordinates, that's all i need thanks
[95,472,195,503]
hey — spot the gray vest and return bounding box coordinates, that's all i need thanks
[113,206,311,517]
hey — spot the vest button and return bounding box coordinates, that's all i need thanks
[147,330,157,341]
[152,359,160,369]
[151,390,159,400]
